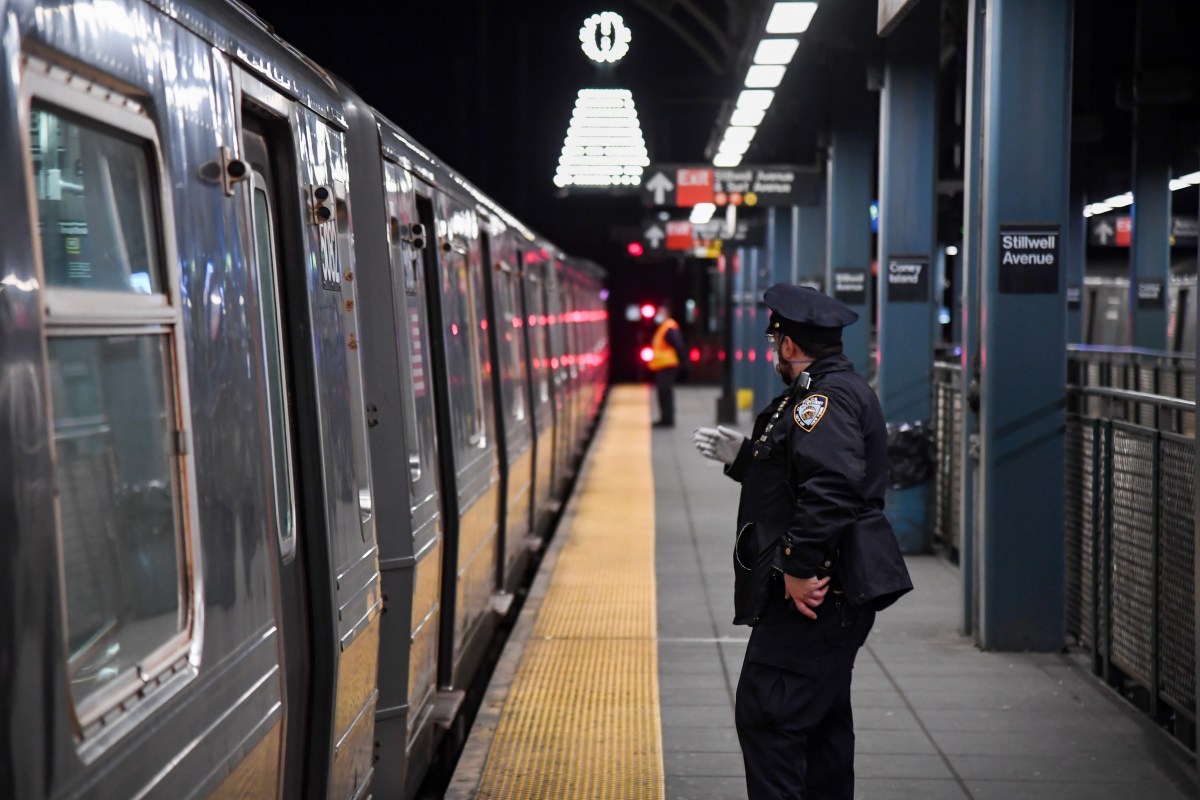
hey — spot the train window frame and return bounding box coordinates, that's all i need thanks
[21,56,202,739]
[503,268,527,425]
[383,164,437,493]
[445,238,487,452]
[246,168,299,563]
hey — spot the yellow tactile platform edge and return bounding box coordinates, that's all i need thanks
[475,386,665,799]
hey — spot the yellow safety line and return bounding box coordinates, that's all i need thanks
[475,385,665,799]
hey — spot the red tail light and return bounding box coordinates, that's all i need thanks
[689,347,700,363]
[640,346,654,363]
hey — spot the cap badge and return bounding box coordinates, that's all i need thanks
[794,394,828,432]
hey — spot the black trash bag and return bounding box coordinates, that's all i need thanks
[886,421,935,490]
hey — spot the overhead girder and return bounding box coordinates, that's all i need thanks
[629,0,756,75]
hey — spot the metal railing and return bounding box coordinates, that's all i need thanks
[931,362,963,557]
[1065,382,1195,736]
[930,348,1196,747]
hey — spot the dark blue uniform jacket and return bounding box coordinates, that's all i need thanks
[725,354,911,624]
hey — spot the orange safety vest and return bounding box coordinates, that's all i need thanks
[648,318,680,371]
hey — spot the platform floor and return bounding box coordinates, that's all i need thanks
[449,385,1198,800]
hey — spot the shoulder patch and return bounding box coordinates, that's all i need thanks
[794,394,829,432]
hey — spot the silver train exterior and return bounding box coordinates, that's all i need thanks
[0,1,609,798]
[1079,274,1197,352]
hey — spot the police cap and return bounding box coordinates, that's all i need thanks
[764,283,859,345]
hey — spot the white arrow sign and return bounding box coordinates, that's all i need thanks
[645,172,674,205]
[644,225,665,249]
[1093,219,1114,245]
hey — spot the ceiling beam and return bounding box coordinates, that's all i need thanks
[630,0,754,76]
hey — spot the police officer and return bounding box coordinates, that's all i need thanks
[693,283,906,800]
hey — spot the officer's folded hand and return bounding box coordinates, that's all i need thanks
[692,425,744,465]
[784,573,830,620]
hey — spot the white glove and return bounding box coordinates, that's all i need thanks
[692,425,745,466]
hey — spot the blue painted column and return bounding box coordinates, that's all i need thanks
[978,0,1073,651]
[877,1,938,553]
[1129,105,1171,349]
[758,212,787,407]
[733,247,752,408]
[795,200,827,292]
[826,57,875,376]
[959,0,986,636]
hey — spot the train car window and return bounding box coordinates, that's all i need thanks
[442,243,486,453]
[24,66,195,729]
[1179,287,1196,353]
[248,169,297,558]
[503,271,527,424]
[385,168,440,505]
[526,272,551,406]
[31,107,162,296]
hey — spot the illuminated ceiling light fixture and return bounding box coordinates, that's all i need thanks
[718,139,751,156]
[745,64,787,88]
[766,2,819,34]
[580,11,632,63]
[722,126,758,144]
[713,152,743,168]
[736,89,776,111]
[690,203,717,224]
[1082,171,1200,216]
[1103,192,1134,208]
[1168,171,1200,190]
[753,38,800,65]
[554,88,649,188]
[555,14,648,189]
[729,107,765,127]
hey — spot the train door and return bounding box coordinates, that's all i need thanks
[479,231,511,591]
[366,160,446,797]
[522,260,555,531]
[482,232,534,592]
[240,115,314,797]
[413,188,502,695]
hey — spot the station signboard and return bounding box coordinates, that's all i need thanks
[998,223,1059,294]
[642,164,820,207]
[1088,215,1198,247]
[834,268,868,306]
[639,215,767,254]
[885,255,929,303]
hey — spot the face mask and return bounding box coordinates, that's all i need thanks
[774,343,790,384]
[774,341,812,386]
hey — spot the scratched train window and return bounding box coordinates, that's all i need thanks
[30,105,162,295]
[27,92,192,724]
[48,335,185,710]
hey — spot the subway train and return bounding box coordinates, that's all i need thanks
[0,1,608,798]
[1080,274,1196,351]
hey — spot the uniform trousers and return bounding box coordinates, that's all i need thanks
[735,594,875,800]
[653,366,677,425]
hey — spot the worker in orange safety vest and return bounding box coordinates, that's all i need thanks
[648,301,685,428]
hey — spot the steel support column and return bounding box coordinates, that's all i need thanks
[978,0,1073,650]
[1067,176,1085,343]
[1129,105,1171,350]
[877,1,938,553]
[959,0,986,636]
[794,201,826,291]
[827,58,875,376]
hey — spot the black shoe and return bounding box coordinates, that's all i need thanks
[652,421,675,429]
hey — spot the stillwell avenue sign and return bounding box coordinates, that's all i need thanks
[641,164,821,207]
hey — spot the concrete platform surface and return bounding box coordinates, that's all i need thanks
[450,384,1198,799]
[654,386,1198,800]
